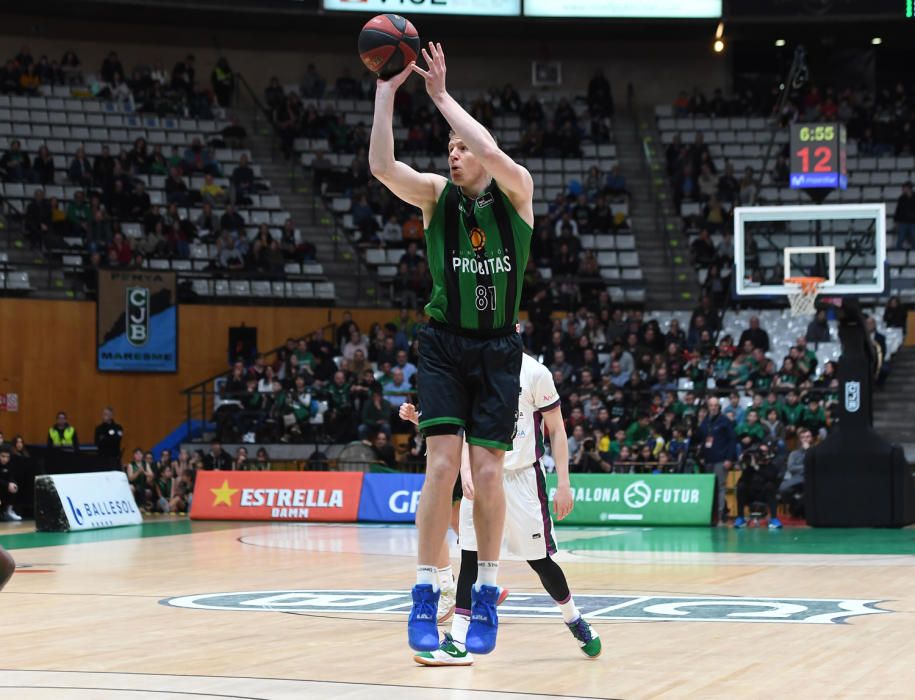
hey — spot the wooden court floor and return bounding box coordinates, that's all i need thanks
[0,518,914,700]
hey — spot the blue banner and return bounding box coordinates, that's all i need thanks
[357,473,426,522]
[97,270,178,372]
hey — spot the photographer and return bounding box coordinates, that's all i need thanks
[733,441,784,529]
[572,436,612,474]
[779,428,812,516]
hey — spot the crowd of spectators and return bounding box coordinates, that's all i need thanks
[123,441,273,513]
[0,49,320,283]
[668,81,915,262]
[1,45,236,117]
[214,310,420,448]
[671,81,915,156]
[12,138,317,275]
[206,295,901,522]
[263,66,625,306]
[267,66,614,160]
[1,44,313,281]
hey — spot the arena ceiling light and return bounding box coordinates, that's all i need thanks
[871,37,883,44]
[775,39,787,47]
[713,20,725,53]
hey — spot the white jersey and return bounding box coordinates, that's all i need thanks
[504,353,561,471]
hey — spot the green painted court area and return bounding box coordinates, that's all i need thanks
[1,520,913,556]
[0,519,235,550]
[562,525,915,556]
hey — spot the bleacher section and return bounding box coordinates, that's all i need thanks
[291,89,645,305]
[0,91,335,301]
[655,106,915,298]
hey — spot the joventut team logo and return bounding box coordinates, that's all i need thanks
[469,227,486,254]
[126,287,150,347]
[624,480,652,509]
[845,381,860,413]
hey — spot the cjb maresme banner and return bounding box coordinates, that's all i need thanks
[97,270,177,372]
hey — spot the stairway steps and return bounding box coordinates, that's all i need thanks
[872,347,915,449]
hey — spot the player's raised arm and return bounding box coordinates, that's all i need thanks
[369,64,446,221]
[412,42,534,219]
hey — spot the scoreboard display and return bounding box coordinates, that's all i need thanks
[790,123,847,190]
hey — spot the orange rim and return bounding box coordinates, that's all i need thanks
[785,276,826,295]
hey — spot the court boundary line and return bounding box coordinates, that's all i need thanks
[0,684,266,700]
[0,669,624,700]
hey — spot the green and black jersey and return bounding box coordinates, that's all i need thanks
[423,180,532,332]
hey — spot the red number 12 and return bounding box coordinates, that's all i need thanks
[796,146,832,172]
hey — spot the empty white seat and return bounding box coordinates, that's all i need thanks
[597,251,618,267]
[315,281,335,299]
[229,280,250,296]
[6,272,31,290]
[618,251,639,267]
[192,279,212,296]
[121,222,143,238]
[365,249,385,266]
[251,281,272,297]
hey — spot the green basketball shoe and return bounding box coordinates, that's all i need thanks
[413,633,474,667]
[566,616,601,658]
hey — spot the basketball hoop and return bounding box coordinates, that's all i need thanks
[785,276,826,316]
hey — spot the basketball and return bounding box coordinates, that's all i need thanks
[358,13,420,80]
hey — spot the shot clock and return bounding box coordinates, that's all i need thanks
[790,122,847,190]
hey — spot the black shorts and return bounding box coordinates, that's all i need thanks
[417,322,522,452]
[453,472,463,502]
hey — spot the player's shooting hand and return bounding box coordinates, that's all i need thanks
[411,42,447,100]
[399,402,419,426]
[377,62,414,92]
[553,483,574,521]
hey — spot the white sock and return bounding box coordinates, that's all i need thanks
[558,596,581,624]
[476,560,499,587]
[417,565,439,591]
[450,613,470,647]
[438,565,454,590]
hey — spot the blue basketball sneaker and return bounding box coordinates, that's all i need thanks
[733,516,747,528]
[408,584,440,652]
[768,517,783,529]
[466,584,500,654]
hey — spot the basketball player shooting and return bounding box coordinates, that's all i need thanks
[369,41,533,655]
[401,349,601,666]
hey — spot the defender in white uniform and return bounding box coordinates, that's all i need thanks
[403,353,602,666]
[458,352,563,560]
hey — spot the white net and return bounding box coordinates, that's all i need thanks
[785,278,824,316]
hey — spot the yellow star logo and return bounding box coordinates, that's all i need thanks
[210,479,239,507]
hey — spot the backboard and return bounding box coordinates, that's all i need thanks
[733,203,886,297]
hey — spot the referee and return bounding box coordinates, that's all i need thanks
[369,42,533,656]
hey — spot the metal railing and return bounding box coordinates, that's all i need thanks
[180,320,337,444]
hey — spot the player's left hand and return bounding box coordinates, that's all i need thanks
[553,483,574,521]
[399,402,419,426]
[411,42,447,100]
